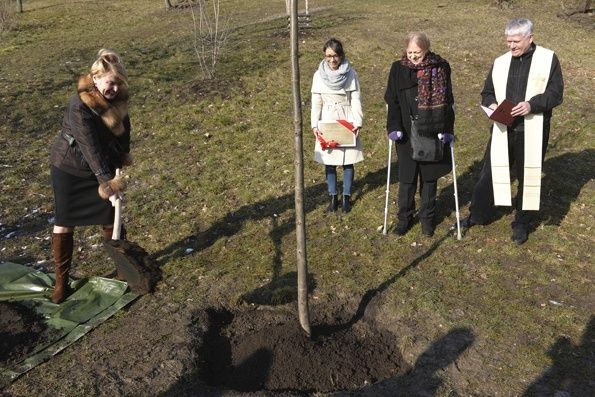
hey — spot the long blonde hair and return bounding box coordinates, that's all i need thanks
[90,49,128,87]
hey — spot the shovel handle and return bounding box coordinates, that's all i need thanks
[112,168,122,240]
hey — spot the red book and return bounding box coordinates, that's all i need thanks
[482,99,516,126]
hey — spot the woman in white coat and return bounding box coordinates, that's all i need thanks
[311,38,364,213]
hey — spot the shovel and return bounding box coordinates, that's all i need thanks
[104,169,160,294]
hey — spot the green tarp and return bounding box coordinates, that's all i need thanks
[0,262,138,387]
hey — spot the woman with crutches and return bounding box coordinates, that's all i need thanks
[384,32,455,237]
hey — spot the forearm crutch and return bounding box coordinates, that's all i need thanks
[450,144,462,240]
[382,139,393,235]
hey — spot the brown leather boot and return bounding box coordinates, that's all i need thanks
[51,232,74,304]
[102,225,126,242]
[102,226,114,242]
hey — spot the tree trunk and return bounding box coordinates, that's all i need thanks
[289,0,311,337]
[559,0,592,16]
[577,0,591,12]
[16,0,23,13]
[578,0,591,13]
[165,0,172,10]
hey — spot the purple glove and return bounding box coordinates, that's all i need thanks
[438,133,454,144]
[388,131,403,141]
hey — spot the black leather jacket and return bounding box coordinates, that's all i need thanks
[50,93,130,183]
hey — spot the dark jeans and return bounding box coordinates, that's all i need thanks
[325,164,354,196]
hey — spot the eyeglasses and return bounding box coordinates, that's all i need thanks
[325,54,340,59]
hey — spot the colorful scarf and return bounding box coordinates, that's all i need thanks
[400,51,448,109]
[318,58,354,91]
[400,52,449,136]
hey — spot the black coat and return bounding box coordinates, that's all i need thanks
[384,60,455,183]
[481,43,563,140]
[50,93,130,184]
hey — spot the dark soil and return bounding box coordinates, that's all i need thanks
[104,239,162,294]
[190,306,407,394]
[0,302,49,368]
[2,294,589,396]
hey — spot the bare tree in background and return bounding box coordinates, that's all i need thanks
[286,0,309,15]
[190,0,230,79]
[289,0,311,337]
[16,0,22,13]
[559,0,592,15]
[0,0,16,31]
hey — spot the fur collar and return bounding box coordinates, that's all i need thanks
[77,74,129,136]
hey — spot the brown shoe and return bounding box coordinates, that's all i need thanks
[51,232,74,304]
[102,225,127,242]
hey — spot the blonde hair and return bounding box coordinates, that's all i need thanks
[404,31,431,52]
[90,49,128,86]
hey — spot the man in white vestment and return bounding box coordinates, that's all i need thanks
[461,18,564,245]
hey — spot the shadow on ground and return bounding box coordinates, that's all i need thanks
[315,232,450,336]
[523,316,595,396]
[159,302,474,396]
[152,149,593,305]
[439,148,595,232]
[151,156,481,266]
[158,223,475,395]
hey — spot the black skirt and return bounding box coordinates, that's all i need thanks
[51,166,114,227]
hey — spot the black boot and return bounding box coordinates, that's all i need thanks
[459,215,477,230]
[511,225,528,245]
[327,194,338,212]
[342,195,351,213]
[421,219,435,237]
[395,219,410,236]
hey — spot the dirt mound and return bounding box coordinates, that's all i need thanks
[104,239,162,294]
[191,306,407,394]
[0,302,49,368]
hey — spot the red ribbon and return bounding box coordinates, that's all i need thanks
[315,131,339,150]
[337,119,355,132]
[316,120,356,150]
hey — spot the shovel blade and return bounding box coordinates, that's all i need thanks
[104,240,160,294]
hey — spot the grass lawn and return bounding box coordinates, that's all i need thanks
[0,0,593,395]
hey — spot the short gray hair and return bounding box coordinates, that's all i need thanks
[404,31,431,52]
[505,18,533,36]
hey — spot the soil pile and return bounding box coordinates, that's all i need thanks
[0,302,48,368]
[192,307,407,393]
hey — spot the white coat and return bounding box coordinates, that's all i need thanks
[310,69,364,166]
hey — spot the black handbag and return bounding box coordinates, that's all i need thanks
[410,115,444,162]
